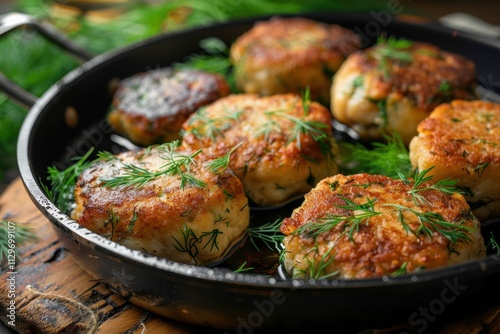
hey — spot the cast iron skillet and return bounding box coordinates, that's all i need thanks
[2,11,500,332]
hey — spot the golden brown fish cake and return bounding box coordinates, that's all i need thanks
[331,38,476,145]
[180,93,339,206]
[108,67,230,146]
[280,173,485,279]
[230,16,360,105]
[409,100,500,221]
[71,143,249,265]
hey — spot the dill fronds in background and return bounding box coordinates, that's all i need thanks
[0,0,390,190]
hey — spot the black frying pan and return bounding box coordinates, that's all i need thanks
[2,11,500,332]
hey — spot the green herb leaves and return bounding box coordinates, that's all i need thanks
[339,133,412,179]
[184,107,243,140]
[372,36,413,64]
[294,196,380,242]
[44,141,237,215]
[370,36,413,78]
[257,90,335,160]
[172,225,223,264]
[205,142,243,174]
[100,141,206,190]
[292,171,473,247]
[174,37,237,92]
[383,204,473,244]
[247,218,284,253]
[398,167,462,205]
[43,148,97,214]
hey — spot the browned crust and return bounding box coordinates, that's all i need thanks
[281,173,483,278]
[108,68,231,146]
[230,16,360,69]
[181,93,335,177]
[229,17,361,103]
[180,93,338,205]
[71,147,248,262]
[353,41,476,111]
[414,100,500,168]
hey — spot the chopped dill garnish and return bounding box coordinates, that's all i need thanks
[372,36,413,63]
[257,91,334,160]
[399,167,462,205]
[247,219,284,253]
[184,107,243,140]
[470,162,490,178]
[383,204,474,245]
[101,141,206,190]
[205,142,243,174]
[338,133,412,179]
[391,262,408,277]
[370,36,413,78]
[487,232,500,256]
[294,196,381,242]
[174,37,237,92]
[171,225,223,264]
[293,246,338,280]
[43,147,96,214]
[234,261,254,273]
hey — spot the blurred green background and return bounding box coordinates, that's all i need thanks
[0,0,395,192]
[0,0,497,192]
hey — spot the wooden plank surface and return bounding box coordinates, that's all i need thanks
[0,178,194,334]
[1,177,499,333]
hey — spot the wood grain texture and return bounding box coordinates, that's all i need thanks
[0,178,194,334]
[0,178,499,334]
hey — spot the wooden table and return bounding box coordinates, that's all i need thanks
[0,179,194,334]
[1,178,500,333]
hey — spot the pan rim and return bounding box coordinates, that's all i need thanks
[16,11,500,291]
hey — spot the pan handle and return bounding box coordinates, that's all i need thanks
[0,12,94,108]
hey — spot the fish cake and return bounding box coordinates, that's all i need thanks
[108,67,230,146]
[71,143,249,265]
[409,100,500,221]
[180,93,339,206]
[331,38,476,145]
[280,173,485,279]
[230,16,360,105]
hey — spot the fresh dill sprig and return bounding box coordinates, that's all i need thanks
[234,261,254,273]
[294,196,381,242]
[184,107,243,140]
[487,232,500,256]
[391,262,408,277]
[171,225,223,264]
[399,167,462,205]
[370,36,413,78]
[383,204,474,244]
[281,111,331,151]
[43,148,96,214]
[205,142,243,174]
[259,103,333,159]
[294,246,338,280]
[174,37,237,92]
[0,221,37,267]
[174,37,231,71]
[247,219,284,253]
[101,141,206,190]
[372,36,413,63]
[254,112,282,143]
[301,86,311,115]
[338,133,412,179]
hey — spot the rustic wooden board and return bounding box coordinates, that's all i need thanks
[0,178,194,334]
[1,178,499,333]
